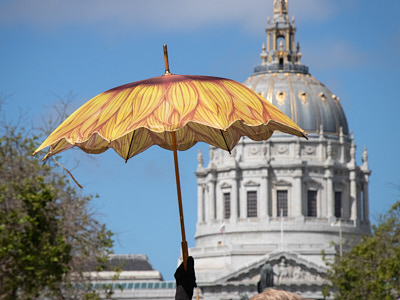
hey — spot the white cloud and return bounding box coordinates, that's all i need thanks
[0,0,341,34]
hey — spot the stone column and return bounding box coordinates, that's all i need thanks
[361,148,370,223]
[339,127,345,163]
[291,31,295,52]
[208,179,216,221]
[285,31,290,51]
[273,32,277,51]
[318,125,324,161]
[267,32,270,52]
[272,189,277,218]
[325,169,334,218]
[197,184,204,223]
[292,170,303,217]
[363,178,370,222]
[350,170,357,223]
[216,183,223,221]
[230,174,238,221]
[260,171,269,218]
[240,183,247,219]
[349,133,358,224]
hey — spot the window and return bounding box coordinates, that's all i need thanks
[223,192,231,219]
[307,190,317,217]
[167,282,175,289]
[277,37,285,50]
[277,190,288,217]
[279,58,284,70]
[335,191,342,218]
[247,191,258,217]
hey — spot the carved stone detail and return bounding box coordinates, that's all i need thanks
[302,145,315,156]
[249,146,260,156]
[220,182,232,189]
[275,144,289,155]
[272,257,324,285]
[244,180,260,187]
[318,92,326,102]
[275,91,287,106]
[298,91,308,105]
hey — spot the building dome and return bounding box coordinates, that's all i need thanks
[244,73,349,137]
[243,0,348,138]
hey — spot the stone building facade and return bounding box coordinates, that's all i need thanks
[94,1,371,299]
[190,0,371,299]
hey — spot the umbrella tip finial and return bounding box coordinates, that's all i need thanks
[163,44,171,75]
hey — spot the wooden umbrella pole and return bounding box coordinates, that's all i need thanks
[163,44,171,74]
[171,131,188,270]
[164,45,188,269]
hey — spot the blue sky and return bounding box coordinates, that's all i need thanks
[1,0,399,280]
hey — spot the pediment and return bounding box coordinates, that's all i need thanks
[244,180,260,187]
[273,179,292,187]
[216,251,327,286]
[220,182,232,189]
[302,178,322,189]
[333,180,346,188]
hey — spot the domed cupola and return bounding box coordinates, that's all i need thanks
[244,0,348,137]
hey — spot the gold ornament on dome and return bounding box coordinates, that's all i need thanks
[331,94,340,102]
[275,90,287,106]
[318,92,326,102]
[298,91,309,106]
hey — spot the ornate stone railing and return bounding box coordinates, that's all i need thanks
[253,63,309,75]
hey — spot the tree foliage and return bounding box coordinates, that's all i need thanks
[0,111,115,298]
[324,201,400,299]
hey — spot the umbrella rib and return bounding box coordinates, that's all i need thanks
[220,129,231,154]
[41,139,62,161]
[125,130,136,163]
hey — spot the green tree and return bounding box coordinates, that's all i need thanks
[324,201,400,299]
[0,113,115,298]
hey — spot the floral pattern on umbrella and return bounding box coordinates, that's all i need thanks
[34,74,306,161]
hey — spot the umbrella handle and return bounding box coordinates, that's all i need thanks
[171,131,188,270]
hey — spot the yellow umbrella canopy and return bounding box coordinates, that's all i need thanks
[34,74,306,160]
[34,45,307,269]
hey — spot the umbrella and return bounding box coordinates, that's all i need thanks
[34,45,307,269]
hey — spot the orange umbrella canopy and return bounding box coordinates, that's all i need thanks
[34,74,306,160]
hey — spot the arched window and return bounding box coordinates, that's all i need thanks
[277,36,285,50]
